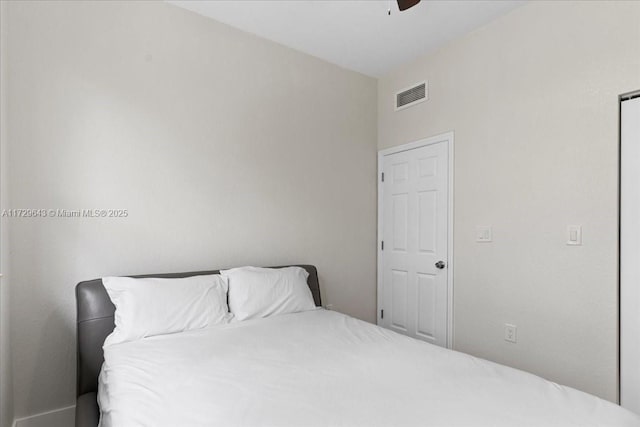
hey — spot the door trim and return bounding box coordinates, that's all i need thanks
[377,131,455,349]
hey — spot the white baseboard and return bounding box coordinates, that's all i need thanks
[13,405,75,427]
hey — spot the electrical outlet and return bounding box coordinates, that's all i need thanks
[504,324,517,343]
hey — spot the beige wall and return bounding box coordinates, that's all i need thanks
[0,1,13,426]
[379,1,640,401]
[5,0,377,417]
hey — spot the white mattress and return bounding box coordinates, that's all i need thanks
[98,309,640,427]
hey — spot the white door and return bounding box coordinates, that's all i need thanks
[378,137,450,347]
[621,94,640,413]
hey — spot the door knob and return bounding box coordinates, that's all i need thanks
[435,261,446,269]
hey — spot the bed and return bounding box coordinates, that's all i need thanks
[76,265,640,427]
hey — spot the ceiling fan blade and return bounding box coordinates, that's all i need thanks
[397,0,421,11]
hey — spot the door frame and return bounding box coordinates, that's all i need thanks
[377,131,455,349]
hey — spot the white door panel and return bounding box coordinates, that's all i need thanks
[379,140,449,347]
[621,95,640,413]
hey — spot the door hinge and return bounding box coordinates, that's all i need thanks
[381,241,384,250]
[381,172,385,182]
[381,309,384,319]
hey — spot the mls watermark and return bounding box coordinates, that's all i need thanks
[1,209,129,218]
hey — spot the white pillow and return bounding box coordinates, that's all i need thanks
[102,274,231,346]
[221,266,316,321]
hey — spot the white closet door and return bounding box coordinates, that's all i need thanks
[379,141,449,347]
[621,95,640,413]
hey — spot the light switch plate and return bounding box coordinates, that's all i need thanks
[476,226,492,242]
[567,225,582,246]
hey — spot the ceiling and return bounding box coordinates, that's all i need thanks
[168,1,525,77]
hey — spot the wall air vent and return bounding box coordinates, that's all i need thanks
[395,81,427,111]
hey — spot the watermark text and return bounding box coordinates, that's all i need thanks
[1,209,129,218]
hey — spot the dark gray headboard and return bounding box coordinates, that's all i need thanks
[75,265,321,397]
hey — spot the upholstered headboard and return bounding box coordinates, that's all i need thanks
[75,265,321,398]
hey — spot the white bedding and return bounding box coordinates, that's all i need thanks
[98,309,640,427]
